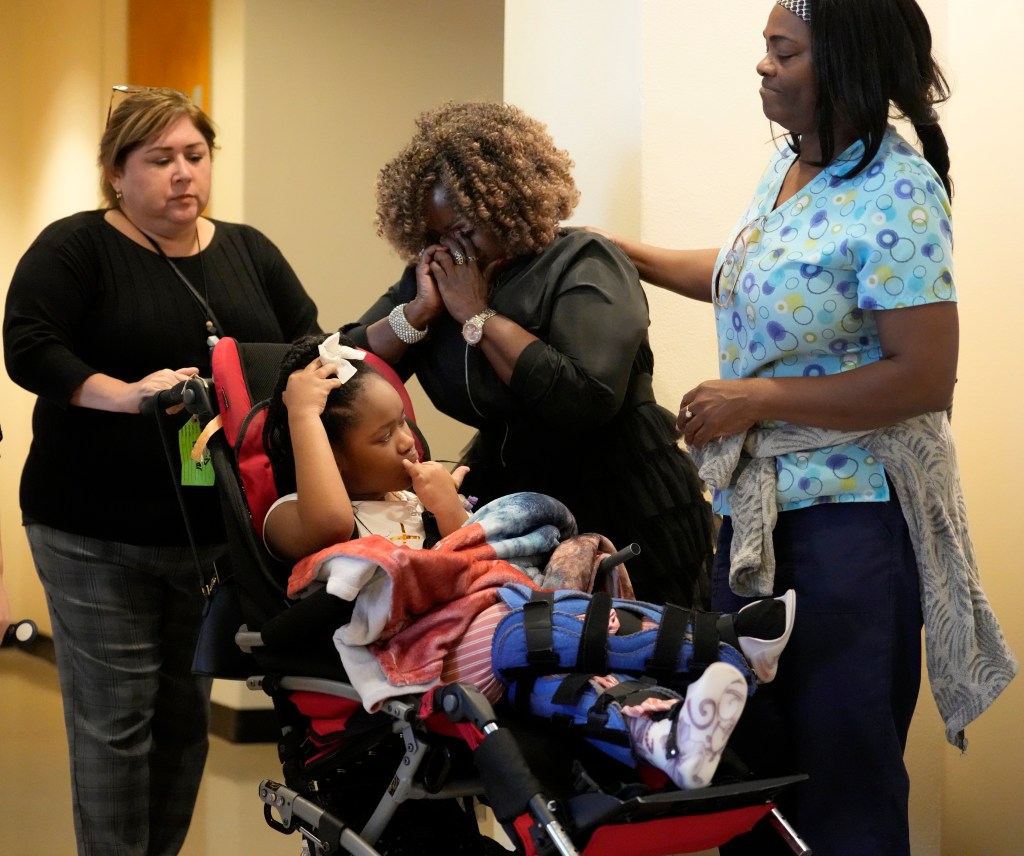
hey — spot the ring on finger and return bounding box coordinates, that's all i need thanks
[684,407,693,419]
[451,249,466,265]
[465,255,476,262]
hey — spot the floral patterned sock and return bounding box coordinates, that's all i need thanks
[626,662,748,789]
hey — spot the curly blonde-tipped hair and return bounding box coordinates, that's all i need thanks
[375,102,580,263]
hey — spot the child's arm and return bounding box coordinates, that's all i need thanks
[403,460,471,536]
[264,359,355,562]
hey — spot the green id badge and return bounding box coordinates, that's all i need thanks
[179,414,215,486]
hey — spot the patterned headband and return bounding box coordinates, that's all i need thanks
[777,0,811,22]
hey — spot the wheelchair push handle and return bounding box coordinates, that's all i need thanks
[597,542,640,576]
[139,375,212,416]
[139,381,187,416]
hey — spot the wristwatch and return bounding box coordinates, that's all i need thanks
[462,309,497,345]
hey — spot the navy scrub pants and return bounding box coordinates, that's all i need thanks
[712,493,922,856]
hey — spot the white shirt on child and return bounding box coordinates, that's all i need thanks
[263,490,427,559]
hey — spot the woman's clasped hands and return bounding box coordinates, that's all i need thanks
[415,233,502,326]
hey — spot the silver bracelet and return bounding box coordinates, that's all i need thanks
[388,303,428,344]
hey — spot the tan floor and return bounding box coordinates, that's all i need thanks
[1,650,719,856]
[0,649,296,855]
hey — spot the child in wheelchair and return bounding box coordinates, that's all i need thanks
[261,332,795,792]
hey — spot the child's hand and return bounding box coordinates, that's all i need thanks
[403,460,471,535]
[282,358,342,419]
[402,460,459,506]
[448,464,470,490]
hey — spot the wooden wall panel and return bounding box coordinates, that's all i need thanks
[127,0,211,112]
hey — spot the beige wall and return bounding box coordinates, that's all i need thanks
[225,0,496,463]
[505,1,1021,853]
[2,0,1020,853]
[0,0,127,638]
[939,2,1023,852]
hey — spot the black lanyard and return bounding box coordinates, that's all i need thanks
[137,227,224,351]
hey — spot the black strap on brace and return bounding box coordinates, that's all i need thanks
[551,674,662,718]
[589,677,662,717]
[546,674,661,747]
[691,609,721,670]
[523,591,560,671]
[716,612,741,650]
[645,603,690,680]
[663,696,686,760]
[551,672,595,707]
[584,679,657,745]
[577,590,611,675]
[645,605,726,682]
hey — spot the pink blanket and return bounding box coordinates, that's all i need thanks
[286,492,635,709]
[287,492,580,705]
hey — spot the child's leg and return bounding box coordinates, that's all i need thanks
[492,587,795,688]
[515,665,747,788]
[625,662,748,789]
[440,602,509,704]
[513,673,680,768]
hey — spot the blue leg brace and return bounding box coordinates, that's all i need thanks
[492,583,753,691]
[507,672,682,768]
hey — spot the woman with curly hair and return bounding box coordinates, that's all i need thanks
[343,101,714,609]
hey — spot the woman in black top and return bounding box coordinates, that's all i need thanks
[345,102,713,609]
[3,87,319,856]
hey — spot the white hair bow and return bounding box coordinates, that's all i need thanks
[318,332,366,383]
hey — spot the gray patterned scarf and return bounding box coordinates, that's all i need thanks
[690,412,1018,750]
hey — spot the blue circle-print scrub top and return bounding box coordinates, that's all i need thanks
[712,126,955,515]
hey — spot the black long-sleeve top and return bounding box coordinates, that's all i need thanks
[352,229,715,606]
[343,229,661,500]
[4,210,320,545]
[346,232,649,440]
